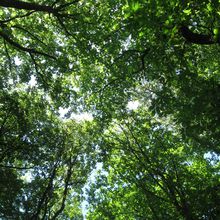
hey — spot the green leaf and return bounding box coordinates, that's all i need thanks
[131,2,141,12]
[183,8,191,15]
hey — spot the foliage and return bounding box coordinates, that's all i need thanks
[0,86,98,218]
[87,108,220,219]
[0,0,220,219]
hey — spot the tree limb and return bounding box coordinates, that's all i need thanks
[12,25,47,46]
[31,162,59,220]
[0,0,79,17]
[0,164,35,169]
[0,0,54,13]
[0,11,35,23]
[51,161,74,220]
[180,25,215,45]
[0,30,56,59]
[3,39,12,70]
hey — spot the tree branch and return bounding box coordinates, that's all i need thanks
[180,25,215,45]
[51,161,73,220]
[31,162,59,220]
[29,53,49,87]
[0,30,56,59]
[0,0,54,13]
[3,39,12,70]
[0,164,35,169]
[0,0,79,17]
[0,11,35,23]
[56,0,80,11]
[12,25,47,46]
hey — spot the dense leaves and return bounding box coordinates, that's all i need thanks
[0,88,97,218]
[0,0,220,219]
[87,109,220,219]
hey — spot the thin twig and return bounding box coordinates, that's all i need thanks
[3,39,12,71]
[29,53,49,87]
[56,0,80,11]
[11,25,47,46]
[56,15,72,36]
[0,11,35,23]
[0,164,35,169]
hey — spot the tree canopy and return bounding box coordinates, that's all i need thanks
[0,0,220,219]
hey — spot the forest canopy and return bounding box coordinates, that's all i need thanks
[0,0,220,219]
